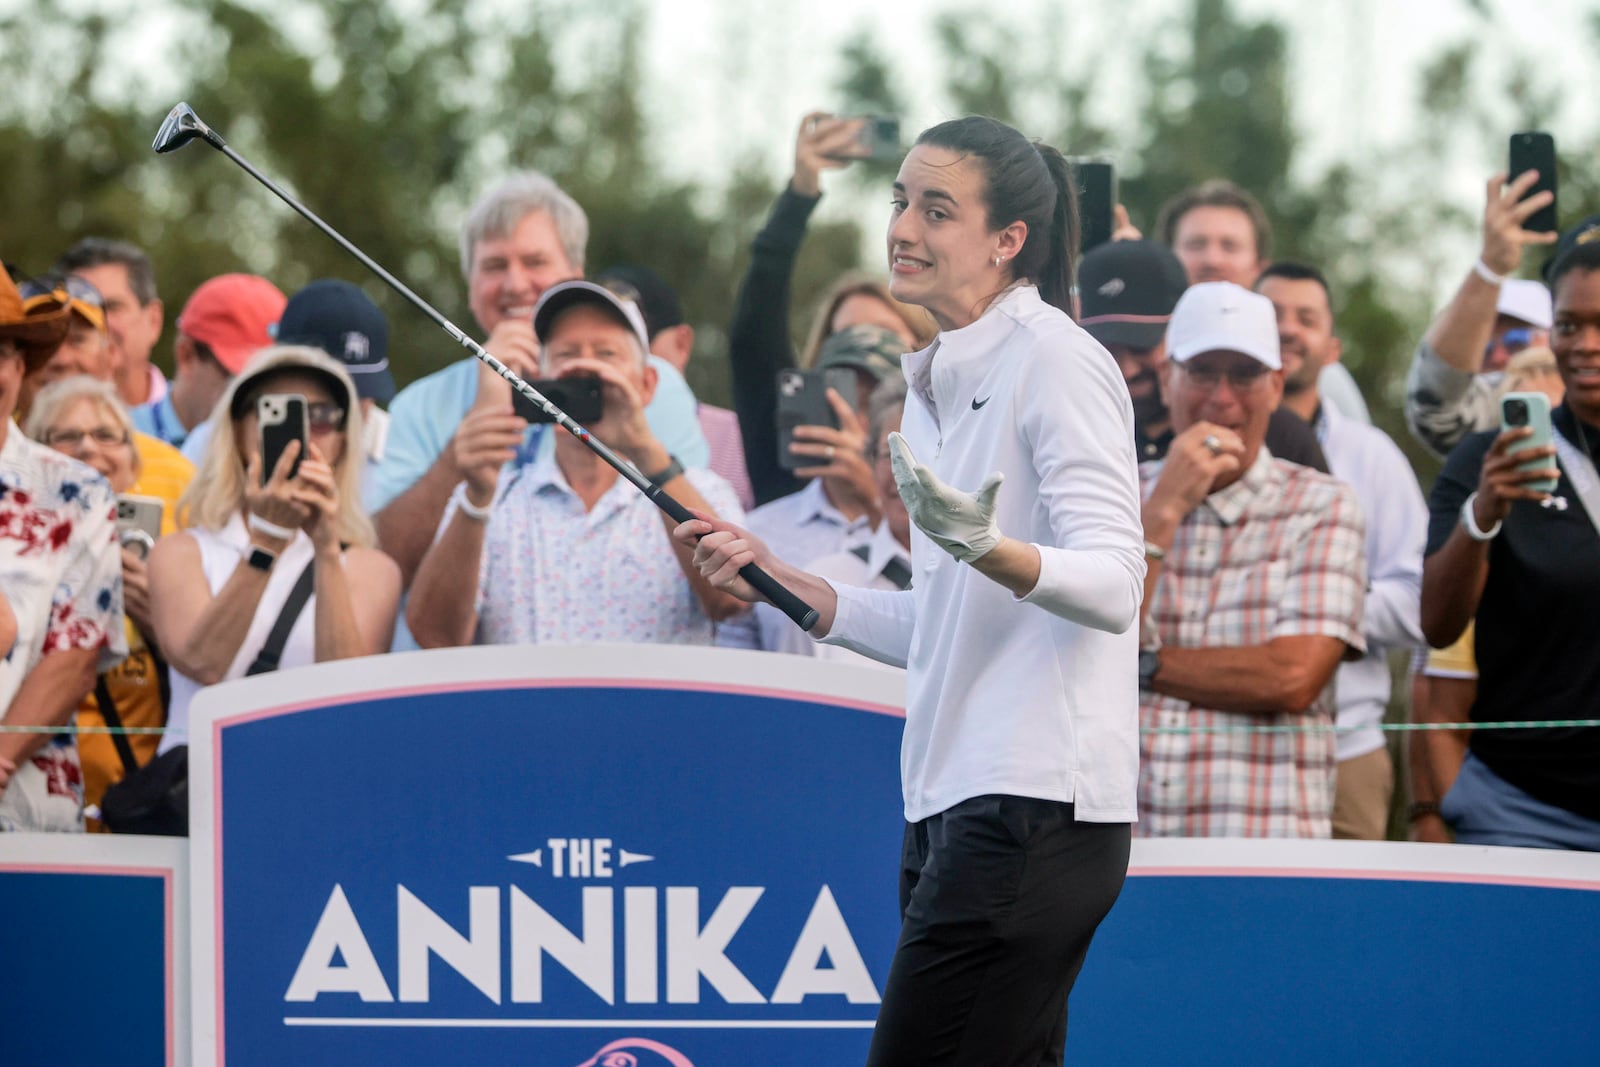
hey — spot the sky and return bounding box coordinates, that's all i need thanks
[640,0,1596,227]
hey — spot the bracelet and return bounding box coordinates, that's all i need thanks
[1460,492,1503,541]
[247,513,296,542]
[454,486,494,523]
[1471,258,1505,286]
[1143,540,1167,562]
[1408,801,1442,823]
[644,455,685,488]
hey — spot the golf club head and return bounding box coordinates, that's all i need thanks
[153,103,223,153]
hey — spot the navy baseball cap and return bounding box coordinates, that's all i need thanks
[594,264,683,339]
[273,279,394,405]
[1078,240,1189,349]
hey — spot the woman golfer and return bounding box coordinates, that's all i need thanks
[676,116,1143,1065]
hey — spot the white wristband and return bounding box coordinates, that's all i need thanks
[247,513,296,542]
[454,485,494,523]
[1471,258,1505,286]
[1460,492,1503,541]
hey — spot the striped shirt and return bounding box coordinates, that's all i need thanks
[1137,448,1367,838]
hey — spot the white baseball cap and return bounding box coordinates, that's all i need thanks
[532,280,652,358]
[1165,281,1282,370]
[1496,278,1553,329]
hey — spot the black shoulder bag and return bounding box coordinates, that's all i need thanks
[101,562,315,836]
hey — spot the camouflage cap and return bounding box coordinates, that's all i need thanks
[815,323,906,383]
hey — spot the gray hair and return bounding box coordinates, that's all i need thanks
[866,375,909,455]
[54,237,160,305]
[24,375,143,479]
[458,171,588,280]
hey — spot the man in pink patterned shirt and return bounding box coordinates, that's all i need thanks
[0,269,127,832]
[1136,282,1366,838]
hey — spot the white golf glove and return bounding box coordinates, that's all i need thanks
[887,431,1004,563]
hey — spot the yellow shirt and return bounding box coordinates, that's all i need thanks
[81,433,191,829]
[130,431,193,535]
[1425,622,1477,680]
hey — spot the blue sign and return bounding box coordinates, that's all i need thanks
[0,833,188,1066]
[189,646,909,1065]
[1072,840,1600,1064]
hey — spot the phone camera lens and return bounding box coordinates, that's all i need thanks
[1507,400,1528,424]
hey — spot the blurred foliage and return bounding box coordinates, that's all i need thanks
[3,0,1598,433]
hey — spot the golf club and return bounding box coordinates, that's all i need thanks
[153,102,819,631]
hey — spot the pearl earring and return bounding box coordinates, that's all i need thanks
[994,255,1004,267]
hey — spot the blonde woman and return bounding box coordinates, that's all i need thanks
[25,376,174,823]
[148,347,399,754]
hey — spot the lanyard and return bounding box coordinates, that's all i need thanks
[1552,427,1600,535]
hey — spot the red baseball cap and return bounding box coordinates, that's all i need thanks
[176,273,287,374]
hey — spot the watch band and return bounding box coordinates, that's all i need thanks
[1138,649,1161,692]
[645,455,685,488]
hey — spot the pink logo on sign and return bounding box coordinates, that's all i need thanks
[574,1037,697,1067]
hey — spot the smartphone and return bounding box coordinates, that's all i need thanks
[115,494,164,559]
[1069,158,1117,253]
[822,115,900,164]
[1500,391,1558,494]
[511,376,605,424]
[776,368,857,471]
[258,393,307,484]
[1509,131,1558,235]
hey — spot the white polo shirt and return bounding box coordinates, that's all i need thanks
[822,286,1145,823]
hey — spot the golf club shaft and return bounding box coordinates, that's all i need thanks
[204,139,818,631]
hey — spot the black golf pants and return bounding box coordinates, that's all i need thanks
[864,794,1131,1067]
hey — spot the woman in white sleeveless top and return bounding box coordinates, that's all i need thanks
[149,346,400,752]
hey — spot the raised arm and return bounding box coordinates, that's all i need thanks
[729,114,867,505]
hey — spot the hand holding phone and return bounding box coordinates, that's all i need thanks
[776,368,858,471]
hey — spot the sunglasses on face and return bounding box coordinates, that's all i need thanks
[19,273,105,312]
[1487,328,1536,357]
[307,402,347,433]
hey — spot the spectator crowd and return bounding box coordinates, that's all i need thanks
[2,111,1597,851]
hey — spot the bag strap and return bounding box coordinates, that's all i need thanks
[245,561,316,676]
[93,674,141,776]
[850,543,913,591]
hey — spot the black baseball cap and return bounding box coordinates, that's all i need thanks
[1544,214,1600,284]
[594,264,683,339]
[1078,240,1189,349]
[273,279,394,405]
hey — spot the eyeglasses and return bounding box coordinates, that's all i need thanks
[1178,363,1273,391]
[46,427,130,449]
[307,403,347,433]
[1487,328,1536,358]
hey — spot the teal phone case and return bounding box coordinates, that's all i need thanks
[1500,391,1558,494]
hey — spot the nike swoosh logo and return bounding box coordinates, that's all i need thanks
[971,395,991,410]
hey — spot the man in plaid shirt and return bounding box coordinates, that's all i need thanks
[1135,282,1367,837]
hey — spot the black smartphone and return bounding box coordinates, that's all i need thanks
[1069,158,1116,254]
[511,376,605,424]
[776,368,857,471]
[258,393,307,484]
[1509,131,1558,235]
